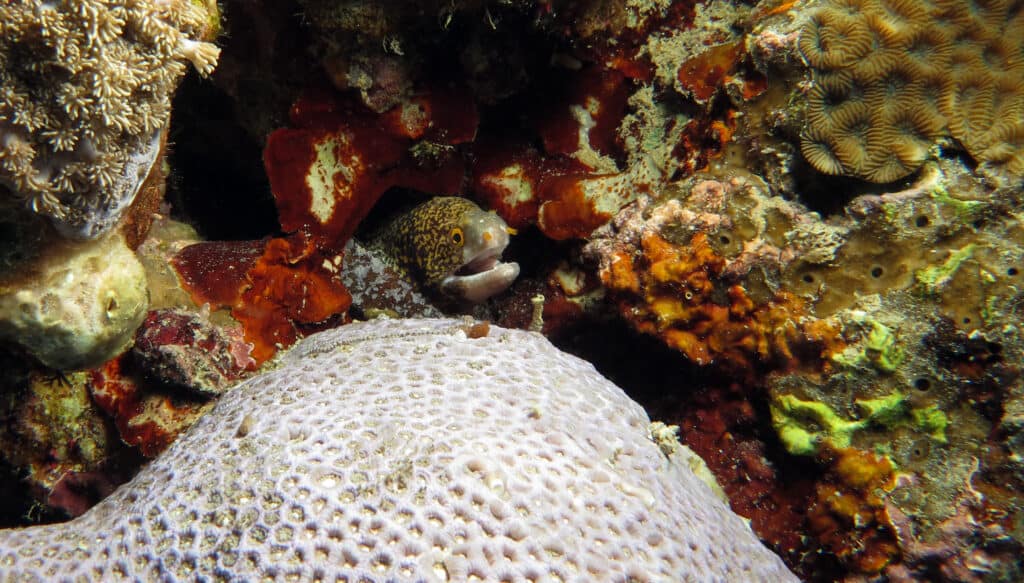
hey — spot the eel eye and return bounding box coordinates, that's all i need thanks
[450,227,464,246]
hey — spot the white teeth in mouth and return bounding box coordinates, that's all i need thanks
[441,262,521,303]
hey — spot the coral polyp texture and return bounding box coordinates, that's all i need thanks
[0,0,220,238]
[798,0,1024,182]
[0,318,796,581]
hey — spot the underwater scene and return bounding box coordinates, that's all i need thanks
[1,0,1023,580]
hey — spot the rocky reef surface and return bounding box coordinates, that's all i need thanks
[1,0,1022,581]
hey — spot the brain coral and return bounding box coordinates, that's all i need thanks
[0,0,220,239]
[0,318,795,581]
[798,0,1024,182]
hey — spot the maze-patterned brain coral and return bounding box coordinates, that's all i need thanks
[0,318,796,581]
[799,0,1024,182]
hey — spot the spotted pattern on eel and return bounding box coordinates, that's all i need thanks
[368,196,520,302]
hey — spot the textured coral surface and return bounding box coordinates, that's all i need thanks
[0,0,220,238]
[2,0,1023,580]
[0,318,796,581]
[799,0,1024,182]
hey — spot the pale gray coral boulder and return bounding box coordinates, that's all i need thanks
[0,318,795,581]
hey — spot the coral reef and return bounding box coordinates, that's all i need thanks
[2,0,1022,580]
[0,370,124,518]
[172,233,352,365]
[759,159,1024,577]
[798,0,1024,182]
[0,0,221,239]
[264,88,474,249]
[87,355,213,458]
[0,318,797,581]
[580,153,1023,577]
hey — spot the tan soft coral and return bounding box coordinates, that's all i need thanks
[0,0,220,239]
[798,0,1024,183]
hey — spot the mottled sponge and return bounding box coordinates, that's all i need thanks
[0,0,220,239]
[0,230,149,370]
[0,318,795,581]
[798,0,1024,182]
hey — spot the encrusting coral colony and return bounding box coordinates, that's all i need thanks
[0,0,1022,581]
[0,0,220,238]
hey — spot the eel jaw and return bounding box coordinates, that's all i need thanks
[440,252,520,303]
[440,210,520,303]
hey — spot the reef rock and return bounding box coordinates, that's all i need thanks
[0,318,794,581]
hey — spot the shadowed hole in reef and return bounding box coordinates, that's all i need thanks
[166,71,280,241]
[789,155,924,217]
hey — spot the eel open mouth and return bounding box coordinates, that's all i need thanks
[442,247,520,303]
[439,206,520,302]
[456,249,502,276]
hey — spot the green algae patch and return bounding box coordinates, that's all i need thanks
[771,392,950,456]
[915,244,977,296]
[771,394,866,456]
[855,393,906,426]
[911,405,949,443]
[863,321,904,372]
[928,185,987,223]
[832,318,904,373]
